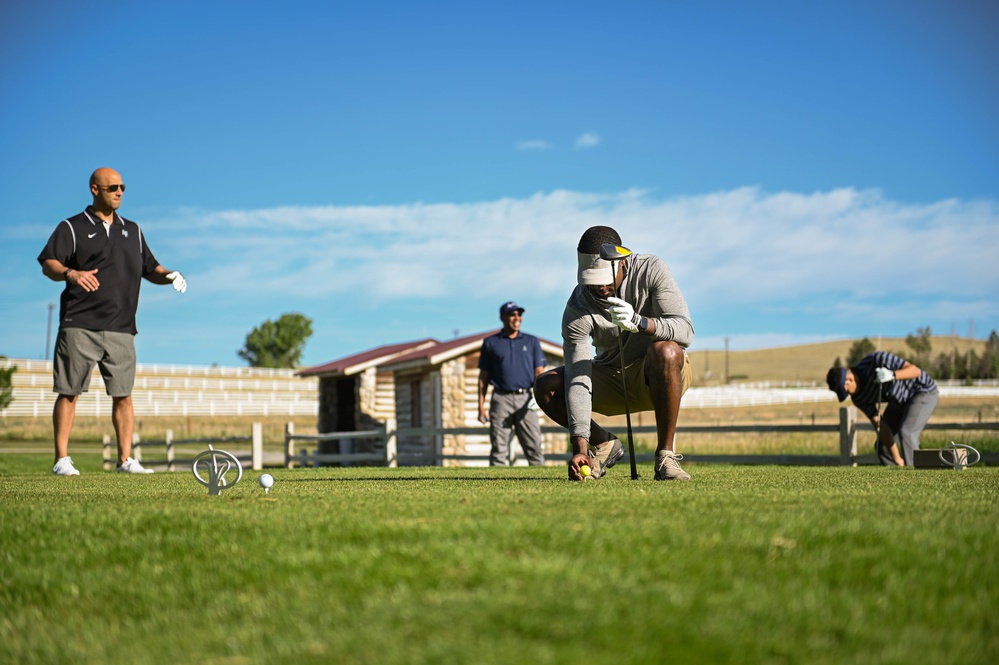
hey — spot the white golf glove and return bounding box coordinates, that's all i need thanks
[166,271,187,294]
[874,367,895,383]
[606,296,640,333]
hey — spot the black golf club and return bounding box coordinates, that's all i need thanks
[875,373,883,458]
[598,243,639,480]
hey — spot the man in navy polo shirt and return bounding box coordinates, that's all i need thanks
[38,167,187,476]
[478,301,548,466]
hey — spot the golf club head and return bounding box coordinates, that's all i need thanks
[599,243,632,262]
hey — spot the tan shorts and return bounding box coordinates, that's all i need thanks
[590,352,691,416]
[53,328,136,397]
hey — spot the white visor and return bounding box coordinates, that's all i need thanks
[577,251,615,286]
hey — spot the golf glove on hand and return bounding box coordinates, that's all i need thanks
[874,367,895,383]
[166,271,187,294]
[606,297,640,333]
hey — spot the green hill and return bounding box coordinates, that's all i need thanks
[687,335,989,386]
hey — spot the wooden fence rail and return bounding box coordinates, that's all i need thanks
[103,423,264,471]
[284,408,999,469]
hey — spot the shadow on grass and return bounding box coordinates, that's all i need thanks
[282,474,566,483]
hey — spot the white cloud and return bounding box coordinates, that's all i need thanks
[574,132,600,148]
[515,139,552,150]
[13,187,996,363]
[144,187,999,315]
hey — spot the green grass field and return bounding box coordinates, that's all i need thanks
[1,454,996,665]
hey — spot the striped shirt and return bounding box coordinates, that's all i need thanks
[850,351,938,420]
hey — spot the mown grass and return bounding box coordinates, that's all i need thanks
[1,459,996,665]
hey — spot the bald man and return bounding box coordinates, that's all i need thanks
[38,168,187,476]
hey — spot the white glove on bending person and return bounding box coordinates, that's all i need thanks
[606,297,640,333]
[874,367,895,383]
[166,271,187,294]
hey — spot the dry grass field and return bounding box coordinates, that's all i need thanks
[5,398,994,461]
[615,396,999,457]
[686,335,988,385]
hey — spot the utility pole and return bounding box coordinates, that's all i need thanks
[45,303,54,360]
[724,336,730,385]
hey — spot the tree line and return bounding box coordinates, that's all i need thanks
[834,326,999,381]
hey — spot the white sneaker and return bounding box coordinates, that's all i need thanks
[53,456,81,476]
[116,457,154,474]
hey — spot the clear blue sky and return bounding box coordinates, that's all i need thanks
[2,0,997,367]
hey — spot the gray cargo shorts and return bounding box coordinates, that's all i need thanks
[53,328,136,397]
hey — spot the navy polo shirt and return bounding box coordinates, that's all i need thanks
[37,207,160,334]
[479,330,546,393]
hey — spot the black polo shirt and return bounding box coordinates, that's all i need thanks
[37,206,160,334]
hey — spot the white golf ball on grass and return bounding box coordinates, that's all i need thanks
[258,474,274,493]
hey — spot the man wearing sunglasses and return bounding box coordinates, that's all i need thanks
[37,167,188,476]
[477,301,548,466]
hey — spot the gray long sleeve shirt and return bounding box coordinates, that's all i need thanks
[562,253,694,440]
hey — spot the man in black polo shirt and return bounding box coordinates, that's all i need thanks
[38,167,187,476]
[826,350,939,466]
[478,301,548,466]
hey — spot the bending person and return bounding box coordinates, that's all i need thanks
[827,351,939,466]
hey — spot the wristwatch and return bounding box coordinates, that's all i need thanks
[63,268,72,280]
[637,317,649,332]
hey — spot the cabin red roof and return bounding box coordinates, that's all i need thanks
[299,331,563,377]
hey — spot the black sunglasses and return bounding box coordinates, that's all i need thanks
[96,184,126,193]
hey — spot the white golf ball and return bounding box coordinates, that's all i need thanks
[258,474,274,490]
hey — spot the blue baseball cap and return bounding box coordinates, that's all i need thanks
[827,368,849,402]
[499,301,525,317]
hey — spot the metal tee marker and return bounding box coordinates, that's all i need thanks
[192,445,244,495]
[598,243,640,480]
[939,442,980,470]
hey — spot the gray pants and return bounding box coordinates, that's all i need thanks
[877,389,939,466]
[53,328,136,397]
[489,391,544,466]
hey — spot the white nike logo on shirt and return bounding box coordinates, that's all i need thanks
[88,233,97,238]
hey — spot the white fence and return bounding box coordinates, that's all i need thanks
[661,383,999,409]
[7,358,301,378]
[1,358,318,417]
[103,424,264,471]
[4,357,998,417]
